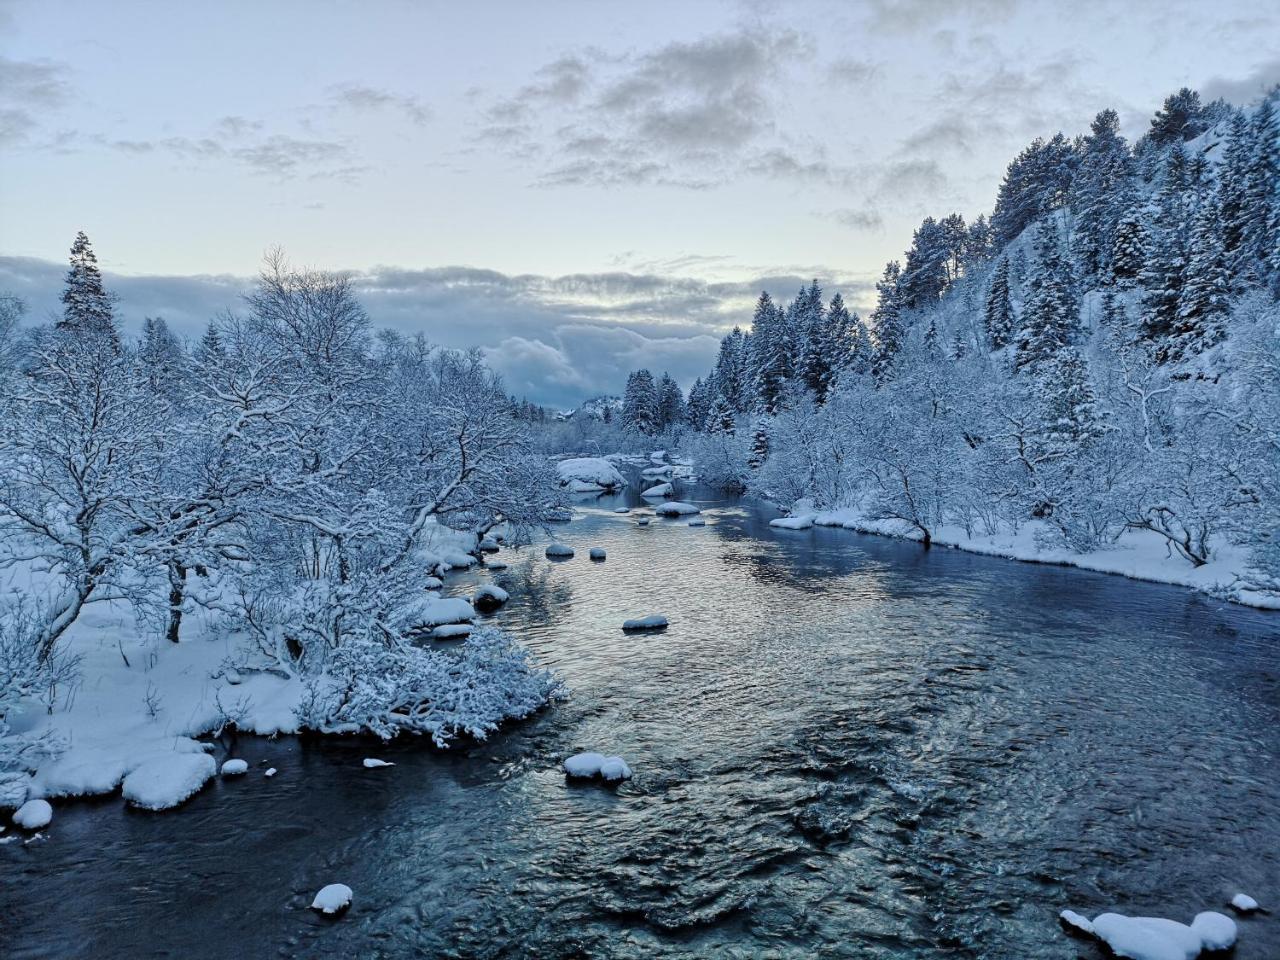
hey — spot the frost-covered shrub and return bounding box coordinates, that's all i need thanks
[685,431,752,492]
[0,607,70,806]
[296,627,563,746]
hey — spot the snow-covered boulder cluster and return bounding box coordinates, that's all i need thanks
[1061,907,1240,960]
[563,752,632,782]
[556,457,626,493]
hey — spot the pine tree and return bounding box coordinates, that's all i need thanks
[1035,345,1105,451]
[685,376,710,431]
[622,369,658,434]
[870,261,904,379]
[797,280,841,401]
[139,316,187,400]
[1070,109,1134,277]
[197,321,225,367]
[1172,198,1231,359]
[706,393,735,435]
[751,292,790,414]
[1145,87,1205,147]
[1242,98,1279,277]
[983,256,1016,350]
[1218,110,1252,275]
[1110,208,1147,286]
[898,217,951,309]
[991,134,1078,245]
[963,214,995,270]
[1016,223,1077,371]
[1139,147,1193,351]
[58,231,119,348]
[655,372,684,430]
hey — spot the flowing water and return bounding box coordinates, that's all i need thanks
[3,477,1279,959]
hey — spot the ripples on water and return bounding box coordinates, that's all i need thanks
[3,480,1278,959]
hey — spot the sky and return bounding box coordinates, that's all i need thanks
[2,0,1278,407]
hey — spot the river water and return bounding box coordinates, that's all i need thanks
[3,479,1278,959]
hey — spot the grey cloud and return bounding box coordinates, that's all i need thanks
[864,0,1018,32]
[896,115,988,157]
[0,56,71,146]
[96,128,354,179]
[0,255,870,407]
[827,58,879,86]
[878,158,947,195]
[329,84,432,125]
[830,208,885,230]
[1201,58,1280,105]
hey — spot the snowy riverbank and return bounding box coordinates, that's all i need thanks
[770,504,1280,610]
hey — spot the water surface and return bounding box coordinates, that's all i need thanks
[3,479,1277,959]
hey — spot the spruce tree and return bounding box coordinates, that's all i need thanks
[1173,198,1231,359]
[59,231,119,348]
[1035,345,1105,452]
[1139,148,1192,351]
[751,292,790,414]
[655,372,684,430]
[983,256,1016,350]
[622,369,658,434]
[1110,208,1147,286]
[1015,223,1077,371]
[1070,109,1133,278]
[870,261,904,380]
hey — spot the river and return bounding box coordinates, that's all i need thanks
[2,478,1278,959]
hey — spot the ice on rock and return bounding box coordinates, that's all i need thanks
[121,753,217,811]
[556,457,626,492]
[12,799,53,829]
[623,615,668,631]
[771,516,814,530]
[1090,913,1203,960]
[654,501,699,517]
[362,758,395,769]
[1229,893,1258,913]
[220,759,248,776]
[546,543,575,559]
[1190,912,1237,951]
[563,753,632,781]
[311,883,353,914]
[641,482,673,498]
[472,584,510,611]
[1059,910,1094,937]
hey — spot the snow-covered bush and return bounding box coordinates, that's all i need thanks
[295,626,562,747]
[684,430,751,492]
[0,607,69,806]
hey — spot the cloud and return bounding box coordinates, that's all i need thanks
[827,58,879,86]
[480,28,840,189]
[863,0,1018,33]
[1201,58,1280,105]
[328,84,431,125]
[830,208,885,231]
[0,254,871,407]
[93,127,356,179]
[0,56,71,146]
[896,115,987,157]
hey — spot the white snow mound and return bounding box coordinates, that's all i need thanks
[430,624,473,639]
[220,759,248,776]
[1059,910,1094,936]
[599,756,632,781]
[12,799,53,829]
[563,752,632,781]
[362,758,395,769]
[408,596,476,628]
[641,482,673,498]
[557,457,625,492]
[1190,912,1237,951]
[311,883,353,914]
[771,516,814,530]
[1090,913,1203,960]
[121,753,217,811]
[1230,893,1258,913]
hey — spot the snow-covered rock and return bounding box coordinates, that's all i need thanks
[440,550,477,569]
[1229,893,1258,913]
[1190,912,1237,951]
[121,753,217,811]
[641,482,673,498]
[220,759,248,776]
[557,457,625,492]
[424,576,443,590]
[688,519,705,527]
[362,758,395,769]
[1059,910,1094,937]
[771,515,814,530]
[636,518,650,526]
[589,547,606,561]
[623,615,668,631]
[12,799,52,829]
[650,450,667,463]
[613,507,630,514]
[265,767,278,777]
[654,501,699,517]
[472,584,510,611]
[563,752,632,781]
[599,756,632,781]
[430,624,473,640]
[546,543,575,558]
[641,465,672,479]
[485,560,508,571]
[407,596,476,629]
[311,883,353,914]
[1090,913,1204,960]
[478,537,500,553]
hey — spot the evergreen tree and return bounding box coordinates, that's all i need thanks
[797,280,841,401]
[1241,98,1279,276]
[1016,223,1077,370]
[139,316,187,400]
[1139,147,1194,351]
[685,376,711,431]
[983,256,1016,350]
[870,261,904,379]
[1172,198,1231,358]
[963,214,994,270]
[655,372,684,430]
[751,292,790,414]
[1070,109,1134,277]
[58,231,119,348]
[1110,207,1147,286]
[1035,345,1106,451]
[622,369,658,434]
[1218,110,1252,276]
[898,217,951,309]
[1146,87,1205,147]
[706,393,735,435]
[991,134,1078,245]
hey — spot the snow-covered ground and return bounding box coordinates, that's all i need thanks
[771,506,1280,610]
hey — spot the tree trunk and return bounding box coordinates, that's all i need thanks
[166,561,187,643]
